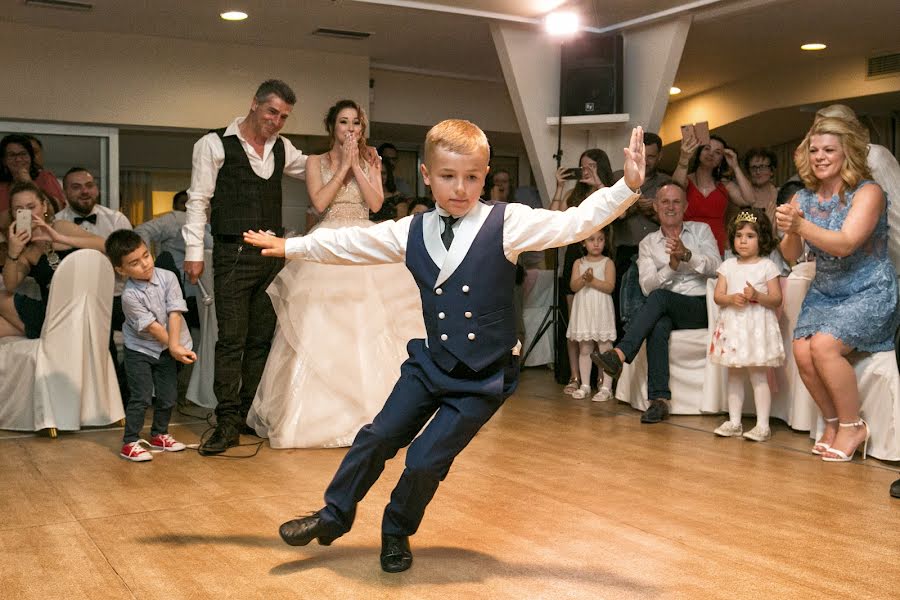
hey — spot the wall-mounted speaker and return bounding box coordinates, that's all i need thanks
[561,33,623,116]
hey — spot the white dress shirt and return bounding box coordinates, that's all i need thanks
[57,203,133,295]
[636,221,721,297]
[284,178,638,268]
[183,116,308,262]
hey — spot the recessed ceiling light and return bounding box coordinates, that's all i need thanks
[545,10,580,36]
[220,11,248,21]
[669,86,682,95]
[801,43,827,51]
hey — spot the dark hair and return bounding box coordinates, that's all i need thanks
[408,197,433,213]
[643,132,663,150]
[688,134,727,180]
[742,147,778,173]
[776,179,805,206]
[726,208,777,256]
[173,190,189,211]
[568,148,614,207]
[1,134,39,182]
[323,99,368,156]
[254,79,296,105]
[105,229,145,268]
[377,142,398,156]
[63,166,92,186]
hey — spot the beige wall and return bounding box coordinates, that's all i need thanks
[0,21,369,135]
[369,68,519,133]
[661,54,900,146]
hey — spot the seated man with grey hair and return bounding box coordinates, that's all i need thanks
[593,183,720,423]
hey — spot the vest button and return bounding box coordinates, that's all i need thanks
[435,288,443,295]
[438,312,445,319]
[440,334,448,341]
[467,333,475,340]
[462,285,470,293]
[464,311,472,318]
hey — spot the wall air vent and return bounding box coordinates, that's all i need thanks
[312,27,372,40]
[25,0,92,10]
[867,53,900,78]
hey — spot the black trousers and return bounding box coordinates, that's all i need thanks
[211,243,283,428]
[122,348,177,443]
[109,296,128,406]
[616,289,707,401]
[612,244,640,340]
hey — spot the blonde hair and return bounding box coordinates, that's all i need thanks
[794,116,871,193]
[815,104,870,143]
[424,119,489,166]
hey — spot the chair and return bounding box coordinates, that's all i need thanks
[0,249,124,435]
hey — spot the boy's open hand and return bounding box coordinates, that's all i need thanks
[243,230,286,257]
[623,126,646,192]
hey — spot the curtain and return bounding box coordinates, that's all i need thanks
[119,170,153,226]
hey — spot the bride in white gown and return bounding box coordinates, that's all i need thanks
[247,99,425,448]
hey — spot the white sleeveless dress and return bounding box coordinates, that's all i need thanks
[566,256,616,342]
[247,156,425,448]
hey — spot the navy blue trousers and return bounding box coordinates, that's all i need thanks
[321,339,519,537]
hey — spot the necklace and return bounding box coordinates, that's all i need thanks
[44,242,60,271]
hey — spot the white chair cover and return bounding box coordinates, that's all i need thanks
[0,249,123,431]
[186,249,217,408]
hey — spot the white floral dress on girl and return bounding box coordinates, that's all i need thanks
[709,257,784,367]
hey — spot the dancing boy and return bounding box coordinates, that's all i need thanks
[244,120,646,572]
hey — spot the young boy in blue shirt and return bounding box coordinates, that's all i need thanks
[244,120,646,572]
[106,229,197,462]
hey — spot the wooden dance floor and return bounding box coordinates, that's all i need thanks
[1,369,897,599]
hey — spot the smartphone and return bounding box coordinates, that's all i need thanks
[680,123,695,142]
[693,121,710,146]
[15,208,31,236]
[563,167,583,180]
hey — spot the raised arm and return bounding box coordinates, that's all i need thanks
[673,134,699,189]
[350,146,385,213]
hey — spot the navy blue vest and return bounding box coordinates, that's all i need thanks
[406,203,517,372]
[209,128,285,236]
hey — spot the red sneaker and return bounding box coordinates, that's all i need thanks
[150,433,186,452]
[120,441,153,462]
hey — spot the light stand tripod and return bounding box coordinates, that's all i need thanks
[521,42,569,376]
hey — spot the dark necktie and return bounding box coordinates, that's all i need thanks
[74,214,97,225]
[440,215,458,249]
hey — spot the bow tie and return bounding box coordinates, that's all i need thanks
[74,214,97,225]
[440,215,459,250]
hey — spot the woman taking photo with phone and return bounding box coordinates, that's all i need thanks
[0,182,104,339]
[549,148,615,395]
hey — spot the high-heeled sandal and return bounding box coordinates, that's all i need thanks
[563,378,580,395]
[821,419,870,462]
[812,416,839,455]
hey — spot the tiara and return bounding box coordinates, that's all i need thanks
[734,210,758,225]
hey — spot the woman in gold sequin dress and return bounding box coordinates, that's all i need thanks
[247,100,424,448]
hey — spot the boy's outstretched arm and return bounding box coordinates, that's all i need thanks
[243,217,412,266]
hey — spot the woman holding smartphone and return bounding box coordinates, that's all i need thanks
[0,182,104,339]
[549,149,615,395]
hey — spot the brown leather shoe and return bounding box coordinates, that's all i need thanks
[279,511,341,547]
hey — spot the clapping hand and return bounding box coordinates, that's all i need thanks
[775,203,804,235]
[731,293,748,308]
[243,230,286,257]
[665,234,687,267]
[623,126,646,191]
[743,281,758,302]
[582,267,594,283]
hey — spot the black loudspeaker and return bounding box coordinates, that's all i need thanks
[561,33,623,116]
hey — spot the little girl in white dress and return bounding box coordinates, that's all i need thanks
[709,209,784,441]
[565,228,616,401]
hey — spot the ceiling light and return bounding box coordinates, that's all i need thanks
[545,10,580,36]
[670,87,681,95]
[220,11,248,21]
[801,43,827,51]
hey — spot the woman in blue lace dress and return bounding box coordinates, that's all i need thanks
[776,116,899,462]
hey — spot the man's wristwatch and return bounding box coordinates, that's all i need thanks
[682,248,692,263]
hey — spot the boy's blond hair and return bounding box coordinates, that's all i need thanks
[424,119,490,166]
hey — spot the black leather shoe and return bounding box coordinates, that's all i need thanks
[198,423,240,455]
[891,478,900,499]
[380,534,413,573]
[240,424,259,437]
[591,349,623,378]
[279,512,340,547]
[640,399,670,424]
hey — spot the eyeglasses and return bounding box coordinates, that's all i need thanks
[749,165,772,172]
[5,151,29,160]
